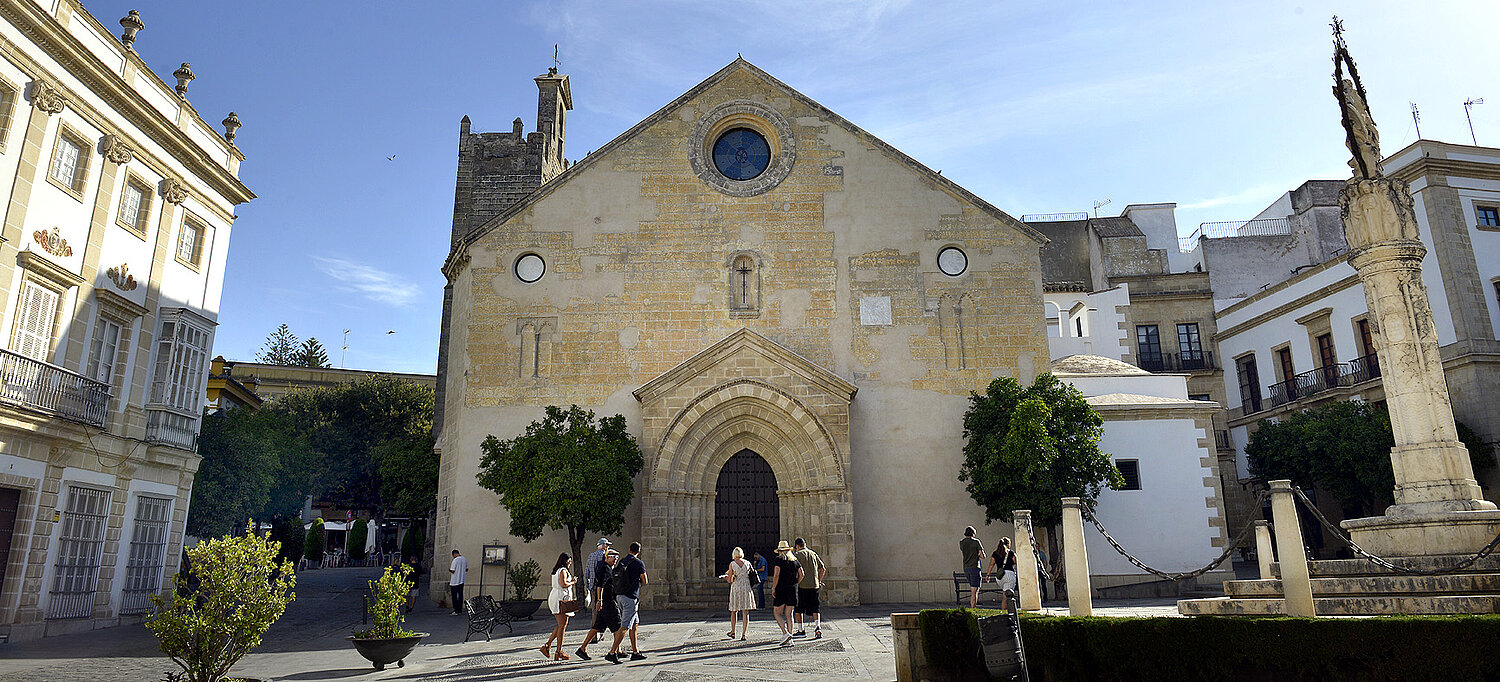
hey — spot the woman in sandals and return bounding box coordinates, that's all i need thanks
[723,546,755,640]
[542,553,577,660]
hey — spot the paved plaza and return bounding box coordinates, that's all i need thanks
[0,567,1180,681]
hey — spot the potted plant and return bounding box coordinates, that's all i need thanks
[499,559,544,619]
[348,564,428,670]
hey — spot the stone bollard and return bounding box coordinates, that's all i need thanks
[1013,510,1042,611]
[1268,480,1315,617]
[1061,497,1092,616]
[891,612,928,682]
[1254,520,1275,580]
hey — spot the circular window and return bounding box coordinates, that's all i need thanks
[713,128,771,180]
[938,247,968,276]
[515,253,545,283]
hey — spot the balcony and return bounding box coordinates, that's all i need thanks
[1265,353,1382,408]
[146,408,199,452]
[1137,351,1217,372]
[0,349,110,427]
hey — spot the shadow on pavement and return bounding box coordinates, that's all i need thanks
[276,668,382,680]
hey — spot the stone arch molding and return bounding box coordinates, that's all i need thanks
[652,378,846,493]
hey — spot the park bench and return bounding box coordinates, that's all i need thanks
[464,595,512,641]
[952,572,1006,607]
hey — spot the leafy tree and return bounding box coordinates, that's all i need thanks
[349,518,368,561]
[269,515,304,566]
[959,373,1122,530]
[146,522,295,682]
[256,324,301,365]
[1248,400,1494,517]
[299,338,332,368]
[477,405,645,578]
[305,518,326,565]
[188,408,312,538]
[400,522,424,563]
[376,434,439,517]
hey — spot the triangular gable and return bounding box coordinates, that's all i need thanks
[444,58,1047,274]
[633,327,857,405]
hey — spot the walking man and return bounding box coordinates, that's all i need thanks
[585,538,611,606]
[448,548,468,615]
[770,540,803,646]
[960,526,986,608]
[575,549,620,660]
[791,538,826,638]
[606,542,649,664]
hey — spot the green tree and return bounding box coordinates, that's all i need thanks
[256,324,301,365]
[269,515,304,566]
[349,518,368,561]
[959,373,1122,529]
[400,522,424,563]
[298,338,332,368]
[477,404,645,577]
[376,434,439,517]
[188,408,312,538]
[146,522,295,682]
[305,518,326,565]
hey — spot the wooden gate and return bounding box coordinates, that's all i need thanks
[714,450,779,572]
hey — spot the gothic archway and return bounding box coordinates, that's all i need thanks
[714,450,779,571]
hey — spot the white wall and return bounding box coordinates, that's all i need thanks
[1044,284,1129,361]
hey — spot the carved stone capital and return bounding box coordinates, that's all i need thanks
[28,79,65,115]
[161,178,188,205]
[101,134,135,165]
[1339,178,1419,251]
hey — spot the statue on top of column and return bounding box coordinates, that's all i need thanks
[1332,16,1382,180]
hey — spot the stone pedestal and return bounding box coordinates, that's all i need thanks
[1061,497,1092,616]
[1337,178,1500,557]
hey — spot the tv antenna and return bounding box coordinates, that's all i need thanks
[1410,102,1421,139]
[1092,198,1112,217]
[1465,98,1484,146]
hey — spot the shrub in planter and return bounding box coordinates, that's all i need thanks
[349,519,368,562]
[506,559,542,601]
[146,522,296,682]
[304,518,325,566]
[349,564,426,670]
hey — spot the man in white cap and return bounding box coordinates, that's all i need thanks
[585,538,612,606]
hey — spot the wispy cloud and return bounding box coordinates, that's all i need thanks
[1178,184,1282,211]
[312,257,419,309]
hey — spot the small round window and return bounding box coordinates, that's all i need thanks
[712,128,771,180]
[515,253,545,283]
[938,246,968,276]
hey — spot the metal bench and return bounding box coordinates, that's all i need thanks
[952,572,1005,607]
[464,595,512,641]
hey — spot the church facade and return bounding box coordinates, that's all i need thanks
[436,59,1073,606]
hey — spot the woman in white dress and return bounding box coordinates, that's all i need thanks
[723,546,755,640]
[541,553,576,661]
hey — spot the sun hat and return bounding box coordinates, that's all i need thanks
[774,540,794,554]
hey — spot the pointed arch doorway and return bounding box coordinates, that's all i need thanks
[714,449,779,571]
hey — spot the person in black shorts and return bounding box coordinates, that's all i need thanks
[574,549,620,660]
[770,540,803,647]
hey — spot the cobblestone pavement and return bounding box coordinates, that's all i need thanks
[0,567,1181,681]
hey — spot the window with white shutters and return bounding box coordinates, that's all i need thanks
[48,486,110,619]
[10,280,60,362]
[86,316,121,385]
[121,496,171,614]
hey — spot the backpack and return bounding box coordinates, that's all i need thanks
[609,557,635,595]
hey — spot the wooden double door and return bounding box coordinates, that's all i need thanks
[713,450,779,572]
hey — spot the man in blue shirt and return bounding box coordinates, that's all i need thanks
[752,551,768,609]
[606,542,649,664]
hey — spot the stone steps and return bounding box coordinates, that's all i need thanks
[1224,573,1500,598]
[1270,554,1500,578]
[1178,594,1500,616]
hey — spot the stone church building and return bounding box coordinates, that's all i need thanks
[434,59,1218,607]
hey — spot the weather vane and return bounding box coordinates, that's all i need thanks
[1331,15,1382,179]
[553,44,561,72]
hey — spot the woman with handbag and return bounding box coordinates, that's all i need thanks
[723,546,756,640]
[542,553,578,660]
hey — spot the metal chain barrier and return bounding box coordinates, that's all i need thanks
[1015,515,1050,581]
[1079,491,1267,582]
[1290,485,1500,576]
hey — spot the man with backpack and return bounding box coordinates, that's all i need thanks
[605,542,648,664]
[574,549,620,660]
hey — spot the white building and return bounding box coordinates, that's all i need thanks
[0,0,253,640]
[1212,141,1500,531]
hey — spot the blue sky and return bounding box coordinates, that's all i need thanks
[81,1,1497,374]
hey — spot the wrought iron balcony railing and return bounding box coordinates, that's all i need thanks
[1263,354,1382,409]
[0,349,109,427]
[146,408,199,452]
[1136,351,1217,373]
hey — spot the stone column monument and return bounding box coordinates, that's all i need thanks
[1329,20,1500,556]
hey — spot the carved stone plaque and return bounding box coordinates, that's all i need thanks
[860,296,892,326]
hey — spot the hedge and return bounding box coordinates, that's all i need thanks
[918,609,1500,681]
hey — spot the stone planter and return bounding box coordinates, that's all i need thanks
[500,599,544,620]
[347,632,427,670]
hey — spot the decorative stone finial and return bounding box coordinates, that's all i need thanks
[173,62,194,97]
[119,10,144,50]
[221,112,240,143]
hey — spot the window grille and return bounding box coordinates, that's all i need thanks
[48,486,110,619]
[121,496,171,615]
[1116,460,1142,490]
